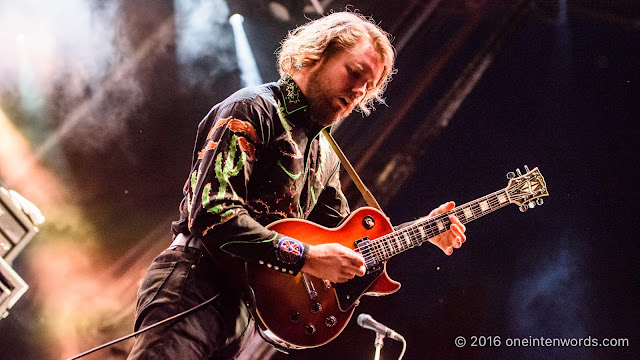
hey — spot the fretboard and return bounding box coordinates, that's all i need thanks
[370,189,511,262]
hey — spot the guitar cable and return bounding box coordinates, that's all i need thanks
[66,293,219,360]
[398,337,407,360]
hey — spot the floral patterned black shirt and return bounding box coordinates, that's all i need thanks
[171,76,349,275]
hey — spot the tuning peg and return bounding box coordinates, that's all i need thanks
[519,204,528,212]
[536,198,544,206]
[506,172,516,179]
[516,168,522,176]
[528,201,535,209]
[524,165,530,172]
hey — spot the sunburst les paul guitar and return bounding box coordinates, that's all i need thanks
[246,166,548,349]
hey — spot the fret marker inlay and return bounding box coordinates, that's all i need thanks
[402,233,411,246]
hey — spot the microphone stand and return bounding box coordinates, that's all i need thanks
[373,332,386,360]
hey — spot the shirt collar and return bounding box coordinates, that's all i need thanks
[278,75,328,137]
[279,75,309,117]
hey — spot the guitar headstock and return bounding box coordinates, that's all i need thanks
[505,166,549,212]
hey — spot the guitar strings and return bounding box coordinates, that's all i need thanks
[368,186,532,261]
[377,185,530,257]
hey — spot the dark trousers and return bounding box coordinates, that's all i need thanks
[127,246,255,359]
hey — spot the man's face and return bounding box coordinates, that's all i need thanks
[303,40,384,127]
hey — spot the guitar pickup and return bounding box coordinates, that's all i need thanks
[355,238,380,272]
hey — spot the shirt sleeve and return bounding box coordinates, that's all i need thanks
[186,100,309,275]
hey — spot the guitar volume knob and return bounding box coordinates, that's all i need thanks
[290,311,300,323]
[305,324,316,335]
[325,316,337,327]
[311,302,322,313]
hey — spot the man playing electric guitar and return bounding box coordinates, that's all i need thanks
[301,202,466,283]
[128,11,467,359]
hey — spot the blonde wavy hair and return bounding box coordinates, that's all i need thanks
[277,12,395,115]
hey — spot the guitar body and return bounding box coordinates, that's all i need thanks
[245,166,548,350]
[246,207,400,349]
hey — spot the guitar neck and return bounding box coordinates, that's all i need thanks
[371,188,511,262]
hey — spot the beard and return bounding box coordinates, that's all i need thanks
[304,66,350,127]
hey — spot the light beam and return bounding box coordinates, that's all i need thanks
[229,14,262,87]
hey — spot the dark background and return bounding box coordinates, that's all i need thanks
[0,0,638,359]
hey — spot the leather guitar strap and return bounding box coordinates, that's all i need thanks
[321,128,384,213]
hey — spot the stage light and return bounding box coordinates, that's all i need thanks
[264,0,323,22]
[15,34,25,46]
[229,13,262,87]
[229,13,244,24]
[268,2,291,22]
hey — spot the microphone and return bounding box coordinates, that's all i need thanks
[356,313,405,341]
